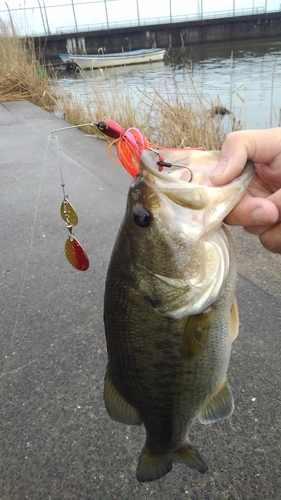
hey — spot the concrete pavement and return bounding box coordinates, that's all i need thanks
[0,101,280,500]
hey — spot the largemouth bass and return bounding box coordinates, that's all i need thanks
[103,149,254,482]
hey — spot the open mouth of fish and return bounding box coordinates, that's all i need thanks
[140,148,254,213]
[132,149,255,318]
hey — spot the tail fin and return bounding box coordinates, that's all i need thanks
[136,442,208,482]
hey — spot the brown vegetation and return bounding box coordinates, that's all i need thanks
[0,22,242,149]
[0,23,56,110]
[57,71,242,150]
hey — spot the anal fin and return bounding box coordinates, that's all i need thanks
[104,367,142,425]
[136,442,207,483]
[198,377,234,425]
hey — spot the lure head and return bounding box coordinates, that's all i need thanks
[96,119,125,139]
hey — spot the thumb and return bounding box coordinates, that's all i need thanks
[211,128,281,186]
[210,132,253,186]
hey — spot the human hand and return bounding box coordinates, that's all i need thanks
[210,128,281,254]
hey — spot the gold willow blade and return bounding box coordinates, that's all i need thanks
[60,197,78,226]
[51,129,91,271]
[60,196,89,271]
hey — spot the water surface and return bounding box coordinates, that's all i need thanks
[58,39,281,129]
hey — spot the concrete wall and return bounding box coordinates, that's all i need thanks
[34,12,281,64]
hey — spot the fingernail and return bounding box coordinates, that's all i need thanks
[251,206,271,224]
[211,158,228,178]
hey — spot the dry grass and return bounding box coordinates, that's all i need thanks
[56,78,155,139]
[1,21,242,149]
[57,71,242,149]
[138,77,242,149]
[0,22,56,110]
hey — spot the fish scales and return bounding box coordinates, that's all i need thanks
[103,149,254,482]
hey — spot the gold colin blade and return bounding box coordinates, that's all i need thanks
[60,199,78,226]
[65,236,89,271]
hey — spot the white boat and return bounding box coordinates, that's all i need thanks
[59,48,166,69]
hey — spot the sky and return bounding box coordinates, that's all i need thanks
[1,0,281,36]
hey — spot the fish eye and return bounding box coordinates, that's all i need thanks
[134,206,151,228]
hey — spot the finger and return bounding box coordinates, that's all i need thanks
[259,222,281,254]
[211,129,281,186]
[224,193,279,227]
[244,225,272,236]
[267,188,281,215]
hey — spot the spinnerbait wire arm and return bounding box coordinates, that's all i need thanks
[50,123,95,135]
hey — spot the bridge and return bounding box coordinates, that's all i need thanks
[1,2,280,64]
[30,10,281,65]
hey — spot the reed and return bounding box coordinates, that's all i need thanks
[56,76,155,139]
[1,21,242,149]
[0,23,56,110]
[57,70,242,149]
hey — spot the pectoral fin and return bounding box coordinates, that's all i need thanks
[229,296,239,343]
[198,378,234,425]
[181,307,214,359]
[104,367,142,425]
[136,442,208,482]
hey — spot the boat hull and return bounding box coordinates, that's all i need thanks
[59,49,166,69]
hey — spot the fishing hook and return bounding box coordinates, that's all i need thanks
[149,148,193,182]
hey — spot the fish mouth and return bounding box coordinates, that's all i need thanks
[141,149,254,187]
[132,149,254,318]
[140,149,254,213]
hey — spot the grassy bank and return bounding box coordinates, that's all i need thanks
[57,72,242,150]
[0,24,56,110]
[0,25,242,149]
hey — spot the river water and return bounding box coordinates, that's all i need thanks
[58,39,281,130]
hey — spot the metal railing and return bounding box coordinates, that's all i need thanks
[55,8,268,35]
[0,1,279,38]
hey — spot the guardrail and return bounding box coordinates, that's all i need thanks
[55,8,267,35]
